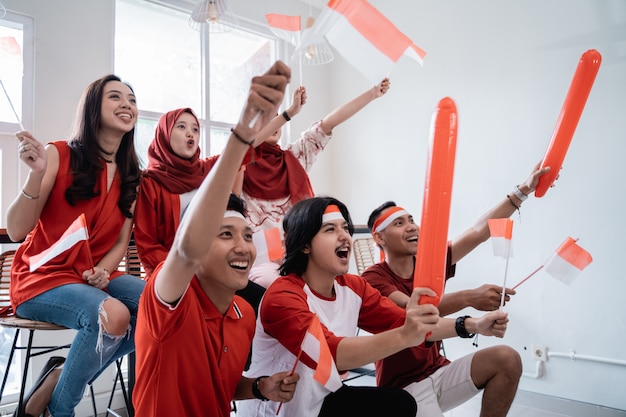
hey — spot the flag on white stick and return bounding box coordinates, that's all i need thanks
[266,14,301,46]
[544,237,592,285]
[298,0,426,84]
[28,213,89,272]
[252,227,284,265]
[488,218,514,258]
[300,315,342,392]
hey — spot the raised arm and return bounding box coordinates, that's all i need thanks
[255,86,307,145]
[319,78,390,135]
[155,61,290,304]
[6,132,59,242]
[449,161,550,264]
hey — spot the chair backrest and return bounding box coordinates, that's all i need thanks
[0,250,16,310]
[353,237,377,275]
[118,244,145,279]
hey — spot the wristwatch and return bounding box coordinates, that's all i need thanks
[455,315,475,338]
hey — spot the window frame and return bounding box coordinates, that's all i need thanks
[0,10,34,134]
[0,10,35,405]
[116,0,291,160]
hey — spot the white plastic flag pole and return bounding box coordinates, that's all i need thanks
[499,243,511,309]
[299,53,303,87]
[248,111,261,129]
[0,77,25,130]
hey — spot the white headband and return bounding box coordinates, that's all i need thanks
[322,205,345,223]
[373,207,409,234]
[224,210,246,221]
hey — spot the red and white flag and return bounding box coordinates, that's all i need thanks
[28,213,89,272]
[297,0,426,84]
[300,315,342,392]
[252,227,284,264]
[544,237,592,285]
[488,218,514,258]
[266,13,301,46]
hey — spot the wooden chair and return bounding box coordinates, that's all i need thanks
[0,247,136,416]
[353,237,378,275]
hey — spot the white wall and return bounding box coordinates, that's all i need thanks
[2,0,625,412]
[305,0,626,411]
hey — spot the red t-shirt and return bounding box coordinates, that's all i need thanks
[133,264,255,416]
[361,246,456,388]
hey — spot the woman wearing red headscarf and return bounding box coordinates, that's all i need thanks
[134,108,219,280]
[135,108,266,325]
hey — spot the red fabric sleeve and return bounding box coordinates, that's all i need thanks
[337,275,406,334]
[134,178,180,279]
[260,276,345,368]
[361,264,404,298]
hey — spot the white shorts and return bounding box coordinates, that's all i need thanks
[403,352,480,417]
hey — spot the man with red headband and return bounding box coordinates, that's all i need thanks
[362,163,550,416]
[237,197,509,417]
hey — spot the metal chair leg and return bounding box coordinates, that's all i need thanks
[14,330,35,417]
[0,328,19,402]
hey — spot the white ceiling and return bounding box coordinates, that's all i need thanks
[297,0,325,9]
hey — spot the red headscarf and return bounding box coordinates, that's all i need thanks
[143,108,217,194]
[242,142,313,203]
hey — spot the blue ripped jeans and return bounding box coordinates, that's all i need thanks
[16,275,145,417]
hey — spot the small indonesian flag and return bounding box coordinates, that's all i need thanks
[544,237,592,285]
[28,213,89,272]
[488,218,514,258]
[266,13,301,46]
[298,0,426,84]
[252,227,284,264]
[300,315,342,392]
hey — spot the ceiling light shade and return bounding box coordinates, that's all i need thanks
[188,0,239,33]
[293,16,334,66]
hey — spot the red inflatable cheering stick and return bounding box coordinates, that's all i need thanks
[535,49,602,198]
[413,97,458,306]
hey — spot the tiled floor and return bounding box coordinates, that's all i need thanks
[343,368,626,417]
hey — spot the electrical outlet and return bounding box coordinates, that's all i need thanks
[531,345,548,362]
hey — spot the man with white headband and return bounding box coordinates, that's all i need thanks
[362,162,551,416]
[133,61,299,416]
[237,197,510,417]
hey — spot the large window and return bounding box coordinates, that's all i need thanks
[0,12,33,133]
[115,0,280,167]
[0,10,34,401]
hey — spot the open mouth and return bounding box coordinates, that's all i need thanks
[407,236,418,243]
[336,247,350,259]
[229,260,249,270]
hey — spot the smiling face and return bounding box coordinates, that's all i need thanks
[198,216,256,293]
[169,112,200,159]
[304,217,352,279]
[99,80,137,135]
[375,212,420,257]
